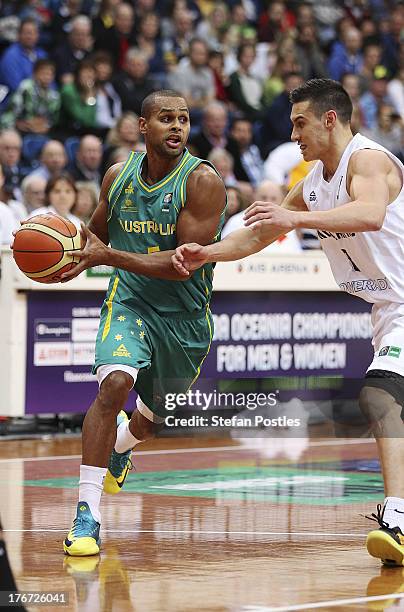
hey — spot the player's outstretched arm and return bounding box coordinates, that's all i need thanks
[288,150,392,232]
[172,180,307,276]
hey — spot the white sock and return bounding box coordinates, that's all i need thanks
[114,420,142,453]
[79,465,107,524]
[383,496,404,531]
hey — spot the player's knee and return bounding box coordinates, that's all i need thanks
[97,371,133,415]
[359,385,395,424]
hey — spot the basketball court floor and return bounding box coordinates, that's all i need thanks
[1,434,403,611]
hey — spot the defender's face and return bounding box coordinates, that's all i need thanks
[290,101,328,161]
[140,98,190,158]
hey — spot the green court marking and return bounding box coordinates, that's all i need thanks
[24,466,384,505]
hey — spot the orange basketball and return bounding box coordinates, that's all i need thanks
[12,213,82,283]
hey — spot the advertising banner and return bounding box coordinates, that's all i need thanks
[25,291,373,414]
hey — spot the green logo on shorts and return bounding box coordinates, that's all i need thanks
[388,346,402,358]
[379,345,402,358]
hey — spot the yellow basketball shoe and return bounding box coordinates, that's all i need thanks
[63,502,101,556]
[367,504,404,566]
[103,411,133,495]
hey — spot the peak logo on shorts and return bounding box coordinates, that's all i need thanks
[113,343,131,358]
[378,345,402,358]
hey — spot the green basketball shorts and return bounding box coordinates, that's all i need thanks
[93,298,213,419]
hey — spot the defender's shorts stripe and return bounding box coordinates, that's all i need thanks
[102,277,120,342]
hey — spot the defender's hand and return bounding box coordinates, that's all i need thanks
[244,201,297,232]
[61,224,108,282]
[172,243,209,276]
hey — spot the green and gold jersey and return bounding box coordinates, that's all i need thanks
[106,149,226,314]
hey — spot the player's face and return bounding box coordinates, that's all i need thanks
[141,98,190,158]
[290,101,330,161]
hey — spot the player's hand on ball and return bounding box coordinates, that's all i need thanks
[61,224,109,282]
[244,201,297,232]
[172,243,208,276]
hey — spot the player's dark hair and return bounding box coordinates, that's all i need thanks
[141,90,187,118]
[289,78,353,124]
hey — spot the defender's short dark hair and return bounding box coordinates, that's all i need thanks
[289,78,353,124]
[141,90,187,118]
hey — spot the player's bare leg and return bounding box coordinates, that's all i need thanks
[103,399,164,495]
[64,371,134,556]
[360,385,404,565]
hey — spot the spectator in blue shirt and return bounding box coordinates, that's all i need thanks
[0,18,47,97]
[328,27,363,81]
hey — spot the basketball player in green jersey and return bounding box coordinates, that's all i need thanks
[62,90,226,556]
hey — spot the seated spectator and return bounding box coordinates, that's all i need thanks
[59,60,99,136]
[294,24,328,81]
[27,140,67,182]
[103,111,141,171]
[73,181,98,222]
[51,0,83,47]
[360,69,393,129]
[222,185,247,225]
[106,146,135,167]
[190,101,228,159]
[136,12,165,76]
[226,116,264,187]
[227,42,264,122]
[257,0,295,44]
[327,27,363,81]
[208,50,229,103]
[53,15,93,84]
[0,59,60,134]
[0,163,18,244]
[0,18,47,98]
[208,148,237,187]
[167,38,215,118]
[20,174,46,214]
[93,52,121,130]
[358,42,384,94]
[94,3,137,70]
[261,71,303,156]
[92,0,121,45]
[112,48,156,116]
[263,141,312,185]
[223,180,302,253]
[0,129,25,200]
[387,66,404,121]
[162,8,195,64]
[261,56,300,109]
[195,3,229,50]
[363,103,402,155]
[68,134,103,186]
[33,173,81,229]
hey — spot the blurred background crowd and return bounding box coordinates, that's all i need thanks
[0,0,403,252]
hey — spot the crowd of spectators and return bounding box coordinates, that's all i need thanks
[0,0,403,251]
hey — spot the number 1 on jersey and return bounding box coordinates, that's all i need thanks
[341,248,361,272]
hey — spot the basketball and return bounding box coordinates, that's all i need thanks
[12,213,82,284]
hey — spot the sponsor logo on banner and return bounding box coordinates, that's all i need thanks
[34,342,72,366]
[35,319,71,340]
[72,318,99,342]
[72,343,96,365]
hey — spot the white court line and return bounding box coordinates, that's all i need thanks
[0,438,376,464]
[2,529,367,538]
[239,592,404,611]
